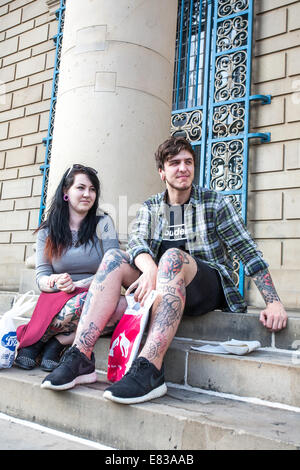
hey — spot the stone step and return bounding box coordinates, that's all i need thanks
[1,290,300,351]
[93,336,300,409]
[9,315,300,408]
[0,367,299,450]
[176,308,300,350]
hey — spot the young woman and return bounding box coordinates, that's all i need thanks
[15,164,125,372]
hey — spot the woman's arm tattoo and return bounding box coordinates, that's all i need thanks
[252,268,280,305]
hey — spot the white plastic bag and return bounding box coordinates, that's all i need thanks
[191,339,261,356]
[0,291,37,369]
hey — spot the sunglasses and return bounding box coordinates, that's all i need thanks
[65,164,98,179]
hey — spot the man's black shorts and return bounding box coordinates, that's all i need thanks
[183,258,227,316]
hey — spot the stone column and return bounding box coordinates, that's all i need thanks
[47,0,178,240]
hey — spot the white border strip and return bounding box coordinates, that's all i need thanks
[168,382,300,414]
[0,412,115,450]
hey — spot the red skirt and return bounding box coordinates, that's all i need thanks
[16,287,88,349]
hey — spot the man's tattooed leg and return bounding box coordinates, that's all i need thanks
[76,321,102,356]
[79,249,130,321]
[73,249,139,358]
[158,248,190,283]
[94,249,130,285]
[252,268,280,304]
[140,249,194,369]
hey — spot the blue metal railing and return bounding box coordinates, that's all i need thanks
[38,0,66,224]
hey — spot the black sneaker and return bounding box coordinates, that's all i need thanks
[14,340,45,370]
[41,345,97,391]
[40,337,67,372]
[103,357,167,404]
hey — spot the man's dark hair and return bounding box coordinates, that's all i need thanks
[154,136,196,170]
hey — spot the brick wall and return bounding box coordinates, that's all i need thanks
[0,0,56,290]
[247,0,300,308]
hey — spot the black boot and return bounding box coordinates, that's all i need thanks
[15,340,45,370]
[40,337,67,372]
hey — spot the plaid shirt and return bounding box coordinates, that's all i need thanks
[126,185,268,312]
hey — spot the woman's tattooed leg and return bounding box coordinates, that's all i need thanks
[42,291,87,342]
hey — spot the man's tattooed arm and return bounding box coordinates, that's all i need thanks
[252,268,280,305]
[252,268,287,331]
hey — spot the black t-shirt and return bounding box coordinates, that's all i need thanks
[158,204,188,260]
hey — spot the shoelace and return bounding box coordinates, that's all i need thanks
[126,358,150,377]
[60,346,77,363]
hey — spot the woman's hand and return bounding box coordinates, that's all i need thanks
[47,274,60,289]
[55,273,76,293]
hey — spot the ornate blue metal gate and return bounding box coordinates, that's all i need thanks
[171,0,271,294]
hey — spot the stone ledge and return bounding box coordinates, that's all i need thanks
[0,367,299,450]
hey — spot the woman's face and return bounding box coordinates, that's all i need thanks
[64,173,97,215]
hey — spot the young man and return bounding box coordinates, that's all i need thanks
[41,137,288,404]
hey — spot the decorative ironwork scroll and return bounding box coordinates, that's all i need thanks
[38,0,66,224]
[210,139,244,191]
[214,51,247,101]
[171,110,203,141]
[171,0,271,295]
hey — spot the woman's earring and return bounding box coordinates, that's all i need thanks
[63,194,69,201]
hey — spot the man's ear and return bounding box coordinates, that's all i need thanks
[159,167,165,182]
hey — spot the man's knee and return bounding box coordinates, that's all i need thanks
[159,248,184,261]
[96,249,130,281]
[101,248,129,265]
[158,248,196,285]
[158,248,187,281]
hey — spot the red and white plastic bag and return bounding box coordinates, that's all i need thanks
[107,290,158,383]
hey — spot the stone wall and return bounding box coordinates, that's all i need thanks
[0,0,56,290]
[247,0,300,308]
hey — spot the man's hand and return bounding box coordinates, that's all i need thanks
[252,268,288,332]
[259,300,288,332]
[126,265,157,306]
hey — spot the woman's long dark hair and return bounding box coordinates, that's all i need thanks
[36,165,100,261]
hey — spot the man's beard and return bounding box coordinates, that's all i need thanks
[165,178,193,191]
